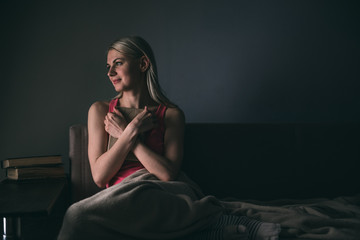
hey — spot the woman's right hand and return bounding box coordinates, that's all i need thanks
[128,106,157,135]
[104,108,127,138]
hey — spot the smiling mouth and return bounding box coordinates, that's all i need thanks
[112,79,121,84]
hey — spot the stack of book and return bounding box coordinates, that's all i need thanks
[1,155,65,180]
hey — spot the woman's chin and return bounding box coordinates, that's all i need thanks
[114,86,123,92]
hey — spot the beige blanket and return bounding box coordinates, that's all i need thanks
[223,195,360,240]
[59,169,360,240]
[59,169,224,240]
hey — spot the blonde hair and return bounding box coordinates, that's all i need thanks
[108,36,175,107]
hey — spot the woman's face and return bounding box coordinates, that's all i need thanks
[106,49,142,92]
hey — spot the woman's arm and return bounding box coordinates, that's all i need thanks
[132,107,185,181]
[88,102,185,186]
[88,101,138,188]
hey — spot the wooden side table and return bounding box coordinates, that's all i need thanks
[0,178,67,240]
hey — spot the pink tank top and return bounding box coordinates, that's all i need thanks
[106,99,167,187]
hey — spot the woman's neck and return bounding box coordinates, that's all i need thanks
[119,89,157,109]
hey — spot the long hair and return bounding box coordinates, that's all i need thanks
[108,36,175,107]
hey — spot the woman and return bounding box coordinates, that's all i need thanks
[58,36,280,240]
[88,36,184,188]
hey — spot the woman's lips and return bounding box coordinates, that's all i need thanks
[112,79,121,84]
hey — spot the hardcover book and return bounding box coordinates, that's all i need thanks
[6,166,65,180]
[1,155,62,169]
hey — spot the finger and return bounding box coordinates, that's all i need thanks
[108,116,119,126]
[137,108,150,119]
[113,107,121,114]
[144,106,153,116]
[105,114,115,126]
[144,107,151,116]
[146,112,153,118]
[105,115,110,124]
[108,112,119,122]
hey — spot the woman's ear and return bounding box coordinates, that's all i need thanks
[140,56,150,72]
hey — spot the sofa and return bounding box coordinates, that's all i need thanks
[69,123,360,239]
[70,123,360,202]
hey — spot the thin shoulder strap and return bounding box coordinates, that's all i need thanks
[109,98,119,112]
[155,104,167,119]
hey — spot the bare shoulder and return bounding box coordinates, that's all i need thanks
[88,101,109,121]
[89,101,109,115]
[165,107,185,127]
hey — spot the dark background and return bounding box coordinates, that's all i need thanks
[1,0,359,179]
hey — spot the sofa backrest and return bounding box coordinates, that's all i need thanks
[69,125,100,202]
[183,123,360,200]
[70,123,360,202]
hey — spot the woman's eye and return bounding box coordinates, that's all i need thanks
[115,62,123,66]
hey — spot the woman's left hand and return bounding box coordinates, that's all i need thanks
[104,108,127,138]
[128,107,158,135]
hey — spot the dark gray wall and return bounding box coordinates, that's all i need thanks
[1,0,359,178]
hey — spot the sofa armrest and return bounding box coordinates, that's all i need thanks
[69,124,102,202]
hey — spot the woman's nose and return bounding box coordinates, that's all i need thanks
[107,66,116,77]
